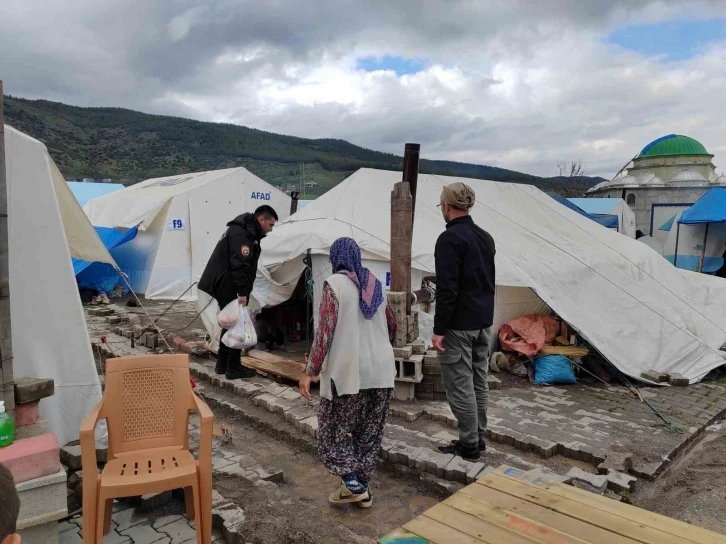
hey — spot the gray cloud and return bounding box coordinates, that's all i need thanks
[2,0,726,178]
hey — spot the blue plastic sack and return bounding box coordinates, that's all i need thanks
[533,355,577,385]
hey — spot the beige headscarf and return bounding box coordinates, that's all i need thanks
[440,182,476,210]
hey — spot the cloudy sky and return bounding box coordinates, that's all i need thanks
[2,0,726,178]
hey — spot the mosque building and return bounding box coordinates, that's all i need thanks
[588,134,725,234]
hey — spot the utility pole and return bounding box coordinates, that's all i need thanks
[390,143,420,315]
[0,81,14,415]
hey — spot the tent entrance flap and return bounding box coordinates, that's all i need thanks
[73,226,138,293]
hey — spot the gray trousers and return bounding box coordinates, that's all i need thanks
[438,328,491,449]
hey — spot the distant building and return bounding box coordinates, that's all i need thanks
[304,180,317,188]
[588,135,726,233]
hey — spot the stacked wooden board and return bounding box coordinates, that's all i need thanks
[242,349,318,383]
[379,465,726,544]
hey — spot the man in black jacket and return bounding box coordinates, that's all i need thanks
[199,205,278,379]
[432,182,495,460]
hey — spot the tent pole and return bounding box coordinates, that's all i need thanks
[0,81,15,416]
[673,223,680,268]
[698,223,710,273]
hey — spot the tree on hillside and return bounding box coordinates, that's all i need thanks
[555,159,588,197]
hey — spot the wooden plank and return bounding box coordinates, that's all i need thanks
[445,492,589,544]
[477,474,704,544]
[404,516,483,544]
[378,527,429,543]
[243,351,319,383]
[490,467,726,544]
[460,482,638,544]
[422,503,538,544]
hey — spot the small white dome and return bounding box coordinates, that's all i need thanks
[665,169,707,183]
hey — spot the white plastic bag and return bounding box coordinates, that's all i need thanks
[217,300,240,329]
[222,306,258,349]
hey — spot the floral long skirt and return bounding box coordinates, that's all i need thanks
[317,384,392,481]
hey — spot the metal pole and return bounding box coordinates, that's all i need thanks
[674,223,680,268]
[402,143,420,220]
[290,191,300,216]
[0,81,15,415]
[698,223,710,273]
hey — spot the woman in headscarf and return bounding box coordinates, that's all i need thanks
[299,237,397,508]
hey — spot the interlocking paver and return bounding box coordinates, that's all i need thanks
[120,523,167,544]
[159,518,197,544]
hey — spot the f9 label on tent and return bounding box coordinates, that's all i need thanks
[168,218,186,230]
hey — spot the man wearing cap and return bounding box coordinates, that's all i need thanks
[432,182,496,460]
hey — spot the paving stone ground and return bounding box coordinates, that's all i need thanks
[57,501,225,544]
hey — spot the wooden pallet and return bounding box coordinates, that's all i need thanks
[379,464,726,544]
[242,349,319,383]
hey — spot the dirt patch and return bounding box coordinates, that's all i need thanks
[209,398,442,543]
[634,421,726,534]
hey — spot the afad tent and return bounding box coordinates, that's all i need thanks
[5,125,116,445]
[74,226,139,294]
[568,198,637,238]
[84,167,291,300]
[663,188,726,273]
[250,168,726,384]
[68,181,124,208]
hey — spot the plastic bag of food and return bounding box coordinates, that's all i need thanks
[222,306,258,349]
[217,300,240,329]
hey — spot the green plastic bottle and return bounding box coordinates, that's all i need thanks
[0,400,14,447]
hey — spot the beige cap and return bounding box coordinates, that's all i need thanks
[440,182,476,210]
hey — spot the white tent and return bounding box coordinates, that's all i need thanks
[84,168,291,300]
[250,168,726,383]
[5,125,114,445]
[568,198,637,238]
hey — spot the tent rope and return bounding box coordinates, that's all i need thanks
[119,272,176,354]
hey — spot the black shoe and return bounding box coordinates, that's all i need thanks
[214,359,227,375]
[445,439,487,452]
[437,443,481,460]
[226,365,257,380]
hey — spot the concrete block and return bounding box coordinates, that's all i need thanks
[390,405,424,422]
[528,437,558,459]
[252,393,278,410]
[598,452,634,474]
[388,444,424,468]
[261,383,288,397]
[444,456,474,484]
[14,400,40,426]
[466,462,486,483]
[299,416,318,438]
[16,467,67,530]
[60,444,83,471]
[414,449,454,478]
[606,469,637,493]
[668,373,689,386]
[234,381,264,397]
[107,316,122,325]
[285,405,317,427]
[393,346,413,360]
[0,433,61,484]
[18,519,61,544]
[380,438,402,460]
[566,467,608,493]
[410,339,426,355]
[641,370,668,383]
[14,377,54,405]
[395,356,423,383]
[487,375,502,390]
[420,472,464,496]
[393,381,415,400]
[15,419,48,440]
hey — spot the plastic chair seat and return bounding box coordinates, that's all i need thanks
[101,447,197,494]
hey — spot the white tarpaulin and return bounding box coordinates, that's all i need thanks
[255,168,726,383]
[569,198,637,238]
[5,125,108,445]
[84,167,291,300]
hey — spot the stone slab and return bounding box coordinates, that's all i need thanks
[14,377,55,404]
[16,467,67,530]
[566,467,607,493]
[0,433,61,484]
[15,419,48,440]
[414,449,454,478]
[606,469,637,493]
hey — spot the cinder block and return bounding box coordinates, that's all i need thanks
[668,373,689,386]
[410,339,426,355]
[392,381,415,400]
[14,378,54,405]
[14,400,39,426]
[15,420,48,440]
[641,370,668,383]
[393,346,413,360]
[16,467,67,530]
[0,433,61,484]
